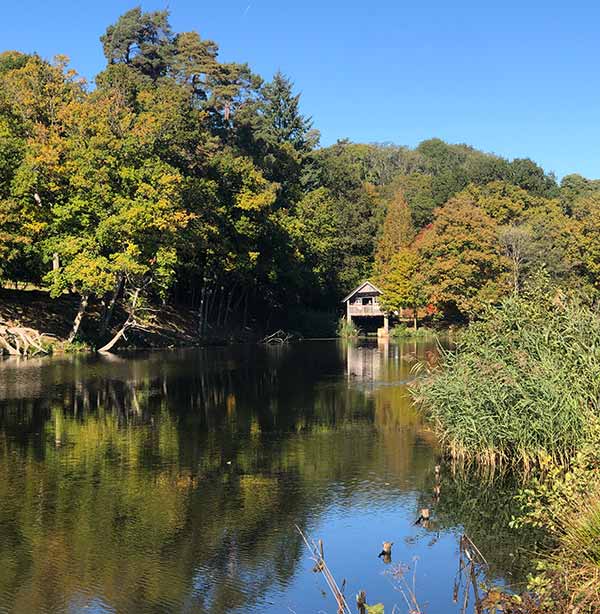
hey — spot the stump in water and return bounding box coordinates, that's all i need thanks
[378,541,393,559]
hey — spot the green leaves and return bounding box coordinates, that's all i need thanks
[375,190,415,272]
[100,7,174,80]
[416,193,510,318]
[378,248,423,315]
[45,252,113,298]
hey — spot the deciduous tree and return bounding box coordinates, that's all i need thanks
[417,194,509,319]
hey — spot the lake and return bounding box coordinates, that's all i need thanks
[0,339,532,614]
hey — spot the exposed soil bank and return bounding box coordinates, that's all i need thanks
[0,288,209,351]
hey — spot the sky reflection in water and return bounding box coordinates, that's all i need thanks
[0,340,531,613]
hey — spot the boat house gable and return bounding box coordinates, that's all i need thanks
[341,281,383,305]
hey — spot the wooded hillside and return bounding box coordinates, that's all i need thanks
[1,7,598,344]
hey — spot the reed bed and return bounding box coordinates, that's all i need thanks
[413,290,600,468]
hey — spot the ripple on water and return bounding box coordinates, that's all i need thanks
[0,341,529,614]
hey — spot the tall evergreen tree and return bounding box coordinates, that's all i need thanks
[100,7,174,80]
[257,71,316,153]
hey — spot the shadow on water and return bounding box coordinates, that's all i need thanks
[0,339,536,613]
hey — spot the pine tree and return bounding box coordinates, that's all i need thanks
[100,7,174,80]
[257,71,317,153]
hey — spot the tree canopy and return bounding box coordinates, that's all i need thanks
[0,7,598,341]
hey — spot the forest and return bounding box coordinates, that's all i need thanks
[1,7,599,346]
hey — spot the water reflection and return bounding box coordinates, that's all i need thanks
[0,340,531,614]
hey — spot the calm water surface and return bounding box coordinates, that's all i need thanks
[0,340,531,614]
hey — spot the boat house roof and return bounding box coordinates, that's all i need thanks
[341,281,383,303]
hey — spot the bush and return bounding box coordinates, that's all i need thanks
[390,324,437,339]
[413,288,600,467]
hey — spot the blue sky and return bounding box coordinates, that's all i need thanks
[2,0,599,179]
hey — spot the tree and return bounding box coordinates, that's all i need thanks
[237,71,317,206]
[100,7,174,80]
[0,54,83,286]
[388,173,436,228]
[457,181,549,225]
[523,202,581,286]
[417,194,509,319]
[172,30,260,123]
[498,225,534,294]
[0,50,29,75]
[378,247,424,330]
[282,187,344,301]
[41,84,193,342]
[374,190,415,272]
[256,71,316,152]
[336,183,385,292]
[508,158,558,198]
[569,193,600,291]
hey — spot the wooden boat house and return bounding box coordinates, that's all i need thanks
[342,281,389,334]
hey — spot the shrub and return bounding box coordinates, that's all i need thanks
[513,446,600,612]
[390,324,437,339]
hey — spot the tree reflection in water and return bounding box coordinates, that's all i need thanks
[0,341,533,613]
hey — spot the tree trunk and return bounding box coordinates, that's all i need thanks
[68,293,89,342]
[242,291,249,329]
[97,321,131,354]
[198,282,206,336]
[215,286,224,328]
[223,284,237,327]
[0,334,20,356]
[100,273,124,338]
[98,287,140,354]
[512,258,520,294]
[413,308,418,332]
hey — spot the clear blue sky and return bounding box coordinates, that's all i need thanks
[2,0,599,179]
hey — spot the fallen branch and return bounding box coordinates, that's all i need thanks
[261,329,296,344]
[0,322,49,356]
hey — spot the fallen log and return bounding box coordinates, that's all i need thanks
[0,321,50,356]
[261,329,298,344]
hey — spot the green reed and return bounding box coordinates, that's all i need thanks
[413,290,600,468]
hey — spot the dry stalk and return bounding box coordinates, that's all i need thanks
[295,525,352,614]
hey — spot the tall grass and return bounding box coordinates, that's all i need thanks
[551,486,600,612]
[336,317,360,338]
[413,289,600,468]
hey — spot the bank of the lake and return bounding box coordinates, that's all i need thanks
[1,287,452,356]
[0,287,249,354]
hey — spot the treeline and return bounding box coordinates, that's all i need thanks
[375,160,600,322]
[1,7,599,343]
